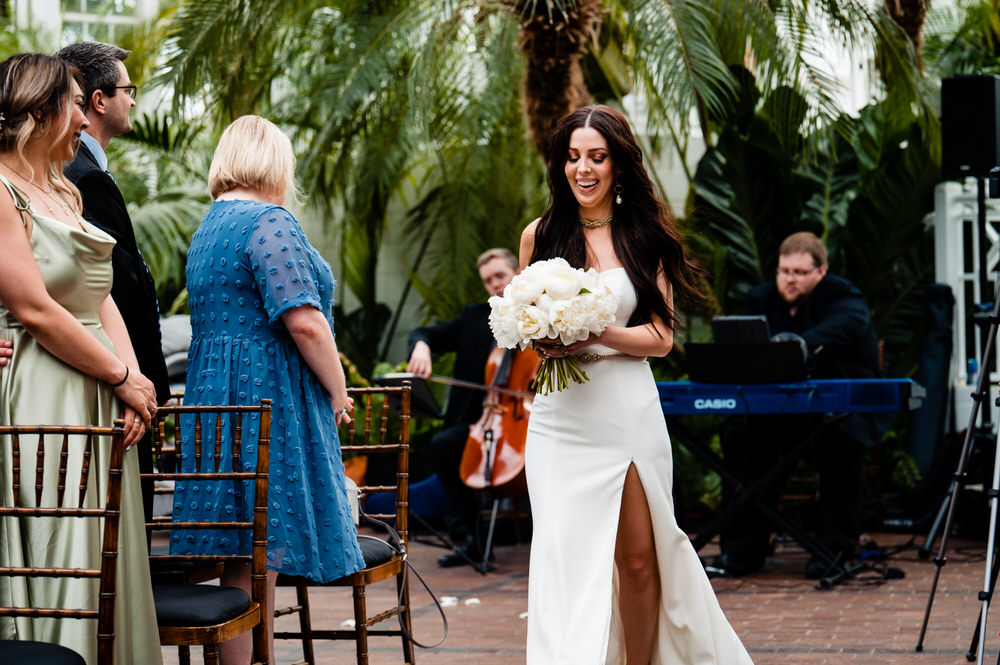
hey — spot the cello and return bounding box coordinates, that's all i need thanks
[458,346,540,494]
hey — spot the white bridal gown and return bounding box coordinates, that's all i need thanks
[524,267,753,665]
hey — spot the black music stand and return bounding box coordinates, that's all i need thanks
[710,315,772,344]
[375,372,443,419]
[685,341,807,384]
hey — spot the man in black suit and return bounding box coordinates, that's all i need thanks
[407,248,518,567]
[712,232,883,579]
[57,42,170,536]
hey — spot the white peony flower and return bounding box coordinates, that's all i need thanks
[507,269,545,305]
[526,257,568,286]
[549,296,593,344]
[544,263,583,300]
[580,267,601,292]
[486,296,517,348]
[534,292,555,316]
[515,304,550,341]
[589,286,618,330]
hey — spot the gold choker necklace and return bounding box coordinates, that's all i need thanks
[580,214,613,229]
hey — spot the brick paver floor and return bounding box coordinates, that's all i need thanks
[162,530,1000,664]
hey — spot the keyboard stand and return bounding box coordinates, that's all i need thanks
[670,417,864,587]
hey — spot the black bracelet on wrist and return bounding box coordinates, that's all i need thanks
[110,365,129,388]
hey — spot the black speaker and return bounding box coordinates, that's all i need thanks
[942,75,1000,178]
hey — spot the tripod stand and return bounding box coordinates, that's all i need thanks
[916,286,1000,664]
[918,304,996,561]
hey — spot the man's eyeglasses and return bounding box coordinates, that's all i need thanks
[776,266,819,279]
[107,84,137,100]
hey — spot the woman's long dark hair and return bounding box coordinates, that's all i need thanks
[530,104,704,330]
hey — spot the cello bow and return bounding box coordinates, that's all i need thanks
[428,374,534,399]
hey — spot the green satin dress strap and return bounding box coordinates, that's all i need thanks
[0,171,33,227]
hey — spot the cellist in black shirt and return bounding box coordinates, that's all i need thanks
[407,248,518,567]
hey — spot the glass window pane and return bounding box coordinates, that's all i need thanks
[84,0,137,15]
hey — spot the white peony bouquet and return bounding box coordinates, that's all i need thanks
[488,257,619,394]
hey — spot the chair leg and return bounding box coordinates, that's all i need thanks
[179,645,191,665]
[397,570,416,664]
[203,644,220,665]
[295,583,316,665]
[353,583,369,665]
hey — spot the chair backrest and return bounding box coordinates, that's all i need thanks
[0,422,127,664]
[343,385,411,550]
[145,401,271,635]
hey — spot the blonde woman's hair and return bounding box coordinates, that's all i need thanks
[208,115,298,201]
[0,53,83,213]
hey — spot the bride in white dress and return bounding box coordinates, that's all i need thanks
[519,105,753,665]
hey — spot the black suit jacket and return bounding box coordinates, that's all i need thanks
[743,273,884,446]
[408,302,495,428]
[65,142,170,405]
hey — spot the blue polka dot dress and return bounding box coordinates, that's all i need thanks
[170,199,365,583]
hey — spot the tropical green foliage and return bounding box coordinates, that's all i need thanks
[924,0,1000,77]
[604,0,925,155]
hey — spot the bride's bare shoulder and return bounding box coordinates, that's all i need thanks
[519,218,542,266]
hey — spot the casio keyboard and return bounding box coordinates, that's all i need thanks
[657,378,925,415]
[658,377,925,587]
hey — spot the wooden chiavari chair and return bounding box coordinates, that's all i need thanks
[0,422,126,665]
[145,400,271,665]
[274,384,415,665]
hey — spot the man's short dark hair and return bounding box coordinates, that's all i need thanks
[55,42,130,110]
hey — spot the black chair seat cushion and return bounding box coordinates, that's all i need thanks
[0,639,86,665]
[154,584,251,626]
[357,535,397,567]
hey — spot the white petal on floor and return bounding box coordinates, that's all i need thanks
[518,611,529,619]
[340,619,356,629]
[464,598,481,606]
[440,596,459,607]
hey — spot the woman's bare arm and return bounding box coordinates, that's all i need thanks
[283,305,354,424]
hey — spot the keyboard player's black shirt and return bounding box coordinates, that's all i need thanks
[742,272,883,446]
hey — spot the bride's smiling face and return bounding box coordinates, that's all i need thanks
[564,126,614,215]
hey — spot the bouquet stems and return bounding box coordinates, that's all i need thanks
[532,356,591,395]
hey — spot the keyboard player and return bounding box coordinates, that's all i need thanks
[710,232,885,579]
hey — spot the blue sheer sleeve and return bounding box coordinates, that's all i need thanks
[245,206,323,323]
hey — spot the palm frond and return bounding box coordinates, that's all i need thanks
[131,188,207,305]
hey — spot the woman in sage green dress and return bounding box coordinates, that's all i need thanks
[0,53,161,665]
